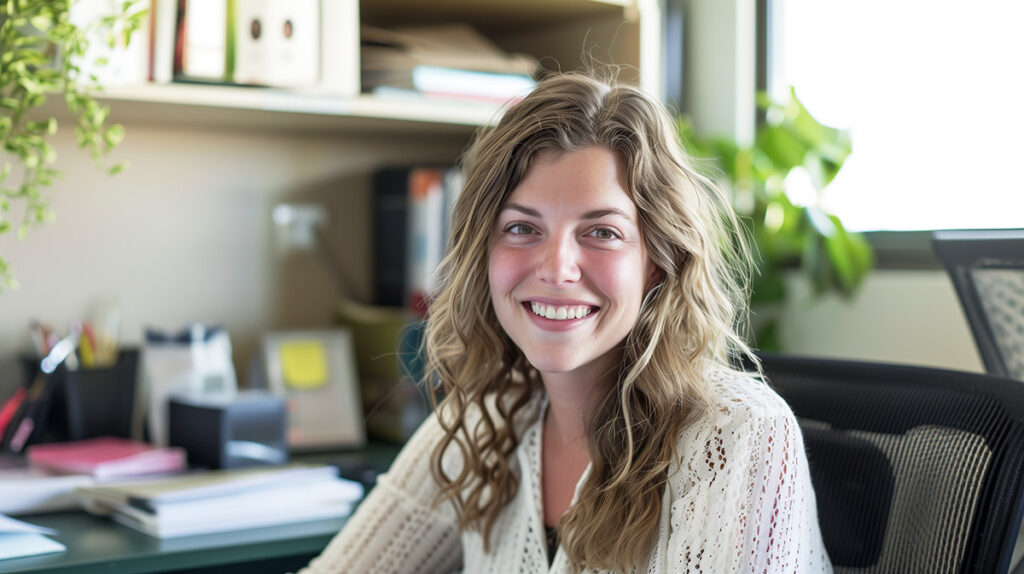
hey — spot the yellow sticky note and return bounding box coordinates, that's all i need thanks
[280,341,329,389]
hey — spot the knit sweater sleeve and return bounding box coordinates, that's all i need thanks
[666,377,832,573]
[296,413,462,574]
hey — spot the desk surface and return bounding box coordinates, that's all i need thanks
[2,512,346,573]
[1,442,403,573]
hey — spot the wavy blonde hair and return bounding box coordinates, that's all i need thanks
[423,71,756,572]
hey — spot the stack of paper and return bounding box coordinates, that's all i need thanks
[76,464,362,538]
[0,465,93,515]
[361,24,538,103]
[0,513,65,561]
[27,437,187,481]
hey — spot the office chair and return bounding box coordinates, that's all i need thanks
[933,229,1024,381]
[759,353,1024,573]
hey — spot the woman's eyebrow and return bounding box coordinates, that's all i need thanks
[502,204,632,220]
[501,203,541,217]
[580,208,632,221]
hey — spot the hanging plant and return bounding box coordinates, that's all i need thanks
[1,0,146,290]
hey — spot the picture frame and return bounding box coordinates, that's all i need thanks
[262,329,366,450]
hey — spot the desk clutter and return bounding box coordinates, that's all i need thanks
[0,320,371,457]
[0,317,381,559]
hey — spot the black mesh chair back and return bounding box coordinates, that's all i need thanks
[933,229,1024,381]
[760,353,1024,573]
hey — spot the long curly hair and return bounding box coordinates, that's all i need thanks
[423,71,757,572]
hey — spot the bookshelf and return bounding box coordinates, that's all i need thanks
[0,0,662,403]
[60,0,659,134]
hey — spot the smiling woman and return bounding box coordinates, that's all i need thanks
[299,72,832,574]
[489,147,658,380]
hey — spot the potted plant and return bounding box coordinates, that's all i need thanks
[0,0,146,290]
[680,89,874,349]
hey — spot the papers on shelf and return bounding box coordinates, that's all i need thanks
[361,24,538,103]
[361,24,538,76]
[76,464,362,538]
[0,513,65,561]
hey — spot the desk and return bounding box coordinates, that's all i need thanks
[1,442,402,574]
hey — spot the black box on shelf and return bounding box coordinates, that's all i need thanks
[168,391,288,469]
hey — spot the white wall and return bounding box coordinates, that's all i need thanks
[780,270,984,372]
[0,121,467,394]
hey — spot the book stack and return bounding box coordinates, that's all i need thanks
[27,437,187,481]
[361,24,538,104]
[75,464,362,538]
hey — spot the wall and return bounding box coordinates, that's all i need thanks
[779,270,984,372]
[0,120,468,395]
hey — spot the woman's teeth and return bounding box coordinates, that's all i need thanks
[529,302,594,320]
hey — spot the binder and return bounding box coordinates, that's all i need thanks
[233,0,319,88]
[372,166,462,311]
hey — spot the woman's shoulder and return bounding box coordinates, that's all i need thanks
[704,367,795,422]
[666,367,803,486]
[672,367,798,449]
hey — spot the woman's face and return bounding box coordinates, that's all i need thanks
[488,146,658,382]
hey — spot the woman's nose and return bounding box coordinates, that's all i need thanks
[535,235,581,284]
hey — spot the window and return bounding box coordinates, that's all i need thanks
[769,0,1024,232]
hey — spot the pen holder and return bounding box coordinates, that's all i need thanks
[31,349,140,442]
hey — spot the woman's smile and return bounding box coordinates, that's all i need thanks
[488,146,658,378]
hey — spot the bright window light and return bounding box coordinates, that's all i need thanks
[775,0,1024,231]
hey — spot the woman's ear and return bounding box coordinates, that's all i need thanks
[645,263,666,293]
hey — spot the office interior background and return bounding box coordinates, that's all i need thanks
[2,0,1019,398]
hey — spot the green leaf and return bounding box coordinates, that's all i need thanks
[29,16,53,31]
[756,124,807,172]
[108,160,128,175]
[103,123,125,146]
[750,271,786,305]
[41,142,56,163]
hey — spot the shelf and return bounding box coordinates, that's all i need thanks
[361,0,632,30]
[75,83,507,135]
[30,0,648,136]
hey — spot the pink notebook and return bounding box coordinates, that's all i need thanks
[27,437,187,480]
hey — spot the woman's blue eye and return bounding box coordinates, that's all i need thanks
[506,223,534,234]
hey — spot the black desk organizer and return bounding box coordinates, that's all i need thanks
[7,348,139,449]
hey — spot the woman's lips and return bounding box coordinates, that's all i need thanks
[521,301,599,330]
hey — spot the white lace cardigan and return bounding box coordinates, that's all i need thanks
[297,372,833,573]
